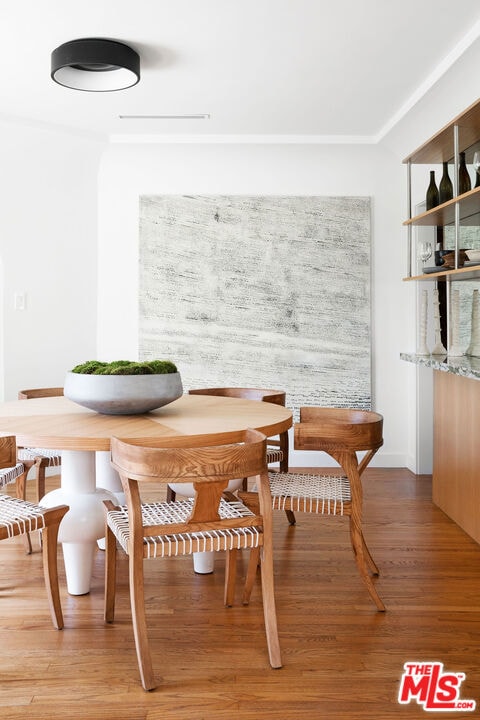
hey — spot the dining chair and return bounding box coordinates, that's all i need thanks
[104,428,282,691]
[16,387,64,502]
[0,435,69,629]
[241,406,386,611]
[181,387,294,523]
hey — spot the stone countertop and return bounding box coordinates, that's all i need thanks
[400,352,480,380]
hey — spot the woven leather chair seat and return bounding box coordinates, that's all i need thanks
[265,447,283,464]
[0,462,25,488]
[17,448,62,466]
[0,494,53,537]
[269,471,351,515]
[106,497,261,559]
[0,460,35,551]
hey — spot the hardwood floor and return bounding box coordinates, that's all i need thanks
[1,468,479,719]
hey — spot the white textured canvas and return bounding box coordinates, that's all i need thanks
[139,195,371,417]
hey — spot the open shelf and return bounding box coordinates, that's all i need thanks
[403,265,480,282]
[403,187,480,227]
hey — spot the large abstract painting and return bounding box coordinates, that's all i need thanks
[139,195,371,417]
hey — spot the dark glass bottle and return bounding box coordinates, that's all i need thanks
[439,161,453,203]
[426,170,439,210]
[458,151,471,194]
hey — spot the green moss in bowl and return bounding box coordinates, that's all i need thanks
[65,360,182,414]
[71,359,178,375]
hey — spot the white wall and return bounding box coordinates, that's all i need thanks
[98,141,411,466]
[0,122,104,400]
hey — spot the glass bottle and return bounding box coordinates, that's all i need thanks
[426,170,439,210]
[439,161,453,203]
[458,151,471,195]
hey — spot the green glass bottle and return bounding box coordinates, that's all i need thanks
[458,151,471,194]
[426,170,439,210]
[439,161,453,203]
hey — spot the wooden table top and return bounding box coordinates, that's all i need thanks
[0,394,292,452]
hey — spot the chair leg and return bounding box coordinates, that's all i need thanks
[166,485,176,502]
[349,522,380,576]
[242,546,260,605]
[349,519,385,611]
[279,443,295,525]
[360,530,380,576]
[258,546,282,669]
[129,553,156,691]
[15,472,27,500]
[15,469,33,554]
[42,522,64,630]
[104,525,118,623]
[35,463,47,503]
[224,548,238,607]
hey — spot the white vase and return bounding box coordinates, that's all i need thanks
[431,289,446,355]
[466,289,480,357]
[417,289,429,356]
[448,290,464,357]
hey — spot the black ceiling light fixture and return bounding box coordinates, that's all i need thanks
[51,38,140,92]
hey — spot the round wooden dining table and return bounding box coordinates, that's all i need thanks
[0,393,292,595]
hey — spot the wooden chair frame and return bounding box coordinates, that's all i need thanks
[241,407,385,611]
[104,428,282,691]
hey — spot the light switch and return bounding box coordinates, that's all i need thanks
[14,292,26,311]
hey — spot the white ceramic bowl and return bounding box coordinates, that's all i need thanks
[64,371,183,415]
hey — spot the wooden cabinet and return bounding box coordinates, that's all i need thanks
[433,370,480,544]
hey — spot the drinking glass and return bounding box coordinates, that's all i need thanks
[418,241,432,269]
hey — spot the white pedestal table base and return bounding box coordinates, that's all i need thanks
[41,450,117,595]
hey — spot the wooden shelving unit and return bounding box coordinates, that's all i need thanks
[403,96,480,278]
[401,98,480,546]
